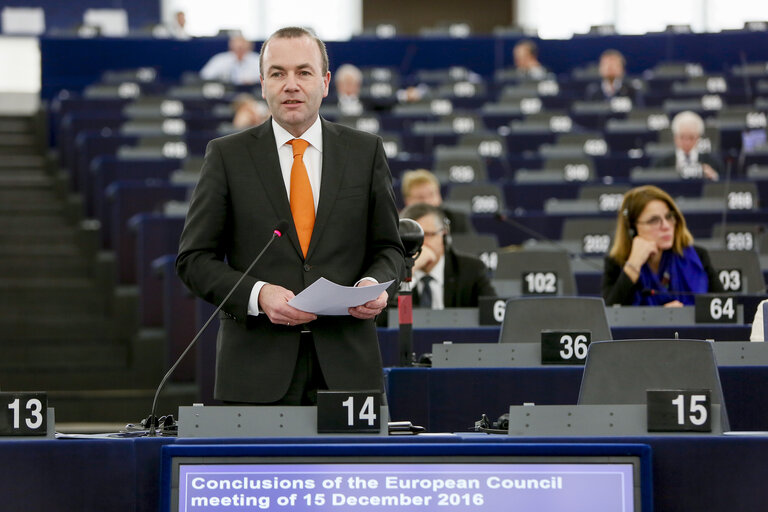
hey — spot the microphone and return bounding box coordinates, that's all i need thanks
[144,221,289,436]
[494,211,605,272]
[640,288,739,298]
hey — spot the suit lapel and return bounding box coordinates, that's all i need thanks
[306,119,348,259]
[443,250,458,307]
[246,121,304,258]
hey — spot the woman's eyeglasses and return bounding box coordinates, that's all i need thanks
[636,211,677,229]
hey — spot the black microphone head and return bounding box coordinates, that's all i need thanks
[273,220,290,238]
[398,218,424,257]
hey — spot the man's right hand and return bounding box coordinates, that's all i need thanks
[413,245,438,272]
[258,284,317,327]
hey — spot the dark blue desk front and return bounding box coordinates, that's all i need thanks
[385,366,768,433]
[2,434,768,512]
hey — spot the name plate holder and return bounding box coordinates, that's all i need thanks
[506,404,724,436]
[177,405,389,438]
[387,307,479,328]
[432,343,540,368]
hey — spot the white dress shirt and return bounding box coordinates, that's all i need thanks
[247,117,323,316]
[751,299,768,342]
[412,255,445,310]
[199,51,261,85]
[675,147,700,167]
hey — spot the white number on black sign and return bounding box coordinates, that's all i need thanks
[564,164,590,182]
[559,334,589,360]
[582,234,610,254]
[341,396,377,426]
[523,271,557,294]
[479,251,498,271]
[718,269,742,291]
[7,398,43,430]
[598,193,623,212]
[726,232,753,251]
[471,195,499,213]
[671,394,709,426]
[727,192,754,210]
[493,299,506,323]
[710,297,735,320]
[449,165,475,182]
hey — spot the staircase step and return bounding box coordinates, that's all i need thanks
[0,229,79,245]
[0,278,107,316]
[0,216,70,230]
[0,133,35,145]
[0,189,59,204]
[0,255,93,279]
[0,339,127,368]
[0,316,118,343]
[0,155,46,169]
[0,202,65,215]
[0,168,49,180]
[0,245,81,257]
[0,117,34,133]
[45,385,198,423]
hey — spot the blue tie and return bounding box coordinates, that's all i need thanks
[420,275,433,309]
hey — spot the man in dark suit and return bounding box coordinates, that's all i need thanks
[400,203,495,308]
[653,110,721,180]
[176,27,404,405]
[585,49,637,102]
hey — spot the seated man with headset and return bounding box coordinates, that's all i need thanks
[400,203,496,308]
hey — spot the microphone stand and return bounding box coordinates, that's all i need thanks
[146,227,284,436]
[397,255,416,366]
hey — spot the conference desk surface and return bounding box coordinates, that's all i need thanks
[377,324,753,367]
[2,433,768,512]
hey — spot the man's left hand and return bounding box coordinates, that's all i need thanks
[349,281,388,319]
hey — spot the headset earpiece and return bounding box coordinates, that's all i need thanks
[623,208,636,238]
[442,216,452,249]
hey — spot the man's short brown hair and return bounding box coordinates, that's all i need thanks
[259,26,329,77]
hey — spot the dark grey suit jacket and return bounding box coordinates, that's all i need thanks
[653,152,723,174]
[411,248,496,308]
[176,118,404,402]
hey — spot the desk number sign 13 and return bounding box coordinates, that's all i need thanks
[1,392,48,436]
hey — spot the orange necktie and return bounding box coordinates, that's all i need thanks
[289,138,314,257]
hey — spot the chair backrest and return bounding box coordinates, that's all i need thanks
[578,184,628,212]
[707,248,766,293]
[711,222,767,254]
[499,296,611,343]
[494,250,577,295]
[561,218,616,255]
[444,183,505,215]
[450,232,499,255]
[702,182,760,211]
[543,156,596,183]
[578,338,729,429]
[458,133,509,159]
[433,149,488,184]
[450,233,499,271]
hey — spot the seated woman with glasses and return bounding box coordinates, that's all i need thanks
[602,185,723,306]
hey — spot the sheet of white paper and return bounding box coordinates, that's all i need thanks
[288,278,394,315]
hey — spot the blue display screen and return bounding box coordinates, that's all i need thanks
[161,443,652,512]
[177,461,635,511]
